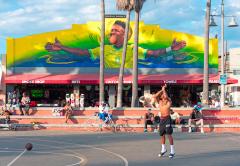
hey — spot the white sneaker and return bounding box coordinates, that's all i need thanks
[188,128,192,133]
[201,129,204,133]
[154,129,158,133]
[158,150,167,157]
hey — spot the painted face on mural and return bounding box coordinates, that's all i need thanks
[109,24,125,47]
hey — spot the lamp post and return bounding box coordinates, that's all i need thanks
[209,0,238,107]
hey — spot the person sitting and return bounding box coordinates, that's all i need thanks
[1,110,12,124]
[188,103,204,133]
[211,98,220,109]
[19,92,31,115]
[144,108,159,132]
[98,102,112,124]
[170,109,184,125]
[63,102,73,124]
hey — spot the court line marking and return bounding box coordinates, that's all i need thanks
[0,150,84,166]
[30,142,88,165]
[16,137,129,166]
[0,139,88,165]
[7,149,27,166]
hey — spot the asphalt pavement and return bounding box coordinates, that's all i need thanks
[0,131,239,166]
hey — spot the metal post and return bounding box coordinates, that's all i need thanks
[220,0,225,107]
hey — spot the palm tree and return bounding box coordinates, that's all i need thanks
[203,0,211,106]
[99,0,105,104]
[116,0,134,107]
[131,0,145,107]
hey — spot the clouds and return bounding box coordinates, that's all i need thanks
[0,0,101,36]
[0,0,239,53]
[141,0,205,35]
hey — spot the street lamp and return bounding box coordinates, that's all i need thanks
[209,0,238,107]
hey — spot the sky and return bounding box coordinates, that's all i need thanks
[0,0,239,54]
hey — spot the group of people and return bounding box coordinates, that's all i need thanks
[144,108,185,133]
[5,91,31,116]
[62,101,112,125]
[144,105,204,134]
[0,91,31,125]
[140,84,205,159]
[4,91,112,125]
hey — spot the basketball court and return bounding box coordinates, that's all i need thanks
[0,131,240,166]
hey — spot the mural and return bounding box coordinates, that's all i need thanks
[7,18,218,69]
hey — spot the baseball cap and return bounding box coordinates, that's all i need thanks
[193,104,202,111]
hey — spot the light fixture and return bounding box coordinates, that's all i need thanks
[228,17,238,27]
[209,15,217,26]
[208,0,238,107]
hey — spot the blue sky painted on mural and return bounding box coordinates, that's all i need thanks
[0,0,239,54]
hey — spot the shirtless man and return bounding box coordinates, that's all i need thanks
[153,84,175,159]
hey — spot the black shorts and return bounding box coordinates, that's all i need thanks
[154,116,160,123]
[159,115,173,136]
[190,112,203,119]
[146,120,154,125]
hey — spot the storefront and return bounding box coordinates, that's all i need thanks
[4,73,237,107]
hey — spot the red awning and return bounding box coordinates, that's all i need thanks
[5,74,238,84]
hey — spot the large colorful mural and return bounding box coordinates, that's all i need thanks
[6,18,218,69]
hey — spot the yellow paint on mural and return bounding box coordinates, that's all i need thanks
[6,20,218,68]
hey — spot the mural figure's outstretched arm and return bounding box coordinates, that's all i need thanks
[146,38,186,57]
[45,38,90,56]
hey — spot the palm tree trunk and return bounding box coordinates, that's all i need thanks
[99,0,105,103]
[116,10,131,108]
[203,0,211,105]
[131,9,139,107]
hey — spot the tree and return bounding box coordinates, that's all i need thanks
[116,0,134,107]
[203,0,211,106]
[99,0,105,104]
[131,0,146,107]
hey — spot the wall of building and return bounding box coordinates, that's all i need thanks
[0,54,6,103]
[226,48,240,106]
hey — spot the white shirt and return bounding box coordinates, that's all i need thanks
[214,101,220,108]
[99,104,109,114]
[170,112,180,120]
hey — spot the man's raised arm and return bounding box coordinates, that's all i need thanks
[152,84,167,102]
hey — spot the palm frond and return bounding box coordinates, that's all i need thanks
[116,0,134,10]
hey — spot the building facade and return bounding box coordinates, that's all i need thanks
[2,18,237,108]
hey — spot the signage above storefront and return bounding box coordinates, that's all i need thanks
[22,80,45,84]
[5,74,237,85]
[219,74,227,85]
[72,80,81,84]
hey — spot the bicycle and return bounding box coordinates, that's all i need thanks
[82,112,102,132]
[100,113,116,132]
[115,118,137,132]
